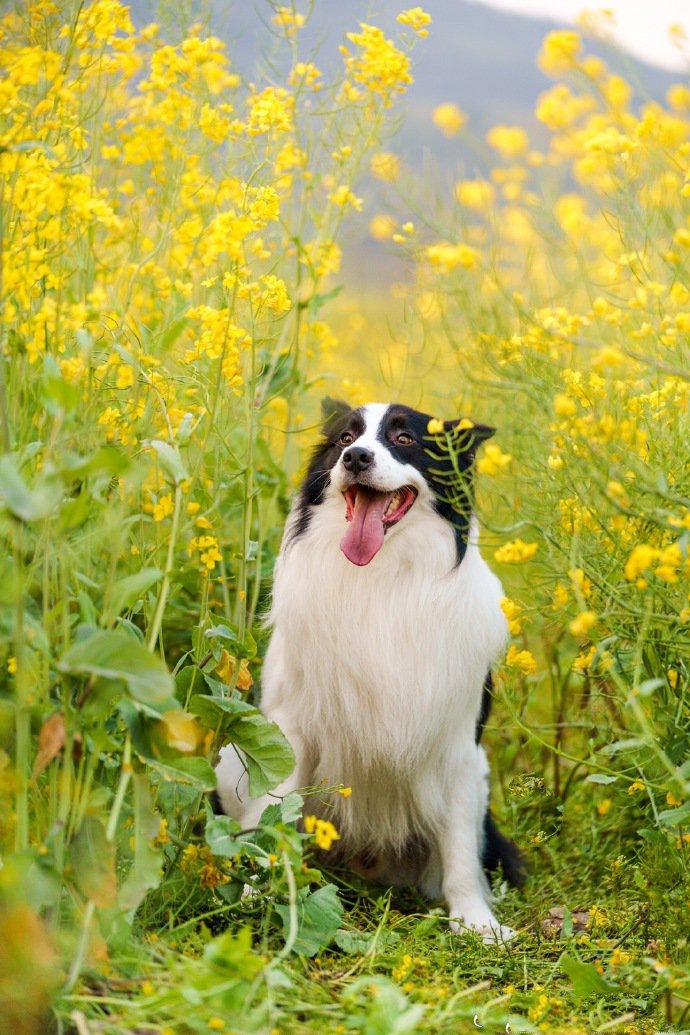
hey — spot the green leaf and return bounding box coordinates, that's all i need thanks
[335,929,400,954]
[147,440,188,485]
[118,774,163,911]
[585,774,618,784]
[205,813,255,858]
[238,713,295,797]
[274,884,343,957]
[69,817,117,907]
[105,568,162,624]
[58,629,175,710]
[203,926,264,979]
[146,755,217,791]
[194,694,295,797]
[658,800,690,827]
[559,953,617,997]
[42,356,81,414]
[205,623,257,659]
[0,454,62,522]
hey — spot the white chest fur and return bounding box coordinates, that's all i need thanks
[262,490,508,836]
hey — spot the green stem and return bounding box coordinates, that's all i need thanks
[146,484,183,653]
[12,521,29,851]
[62,735,132,994]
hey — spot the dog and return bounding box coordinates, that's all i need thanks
[215,399,524,940]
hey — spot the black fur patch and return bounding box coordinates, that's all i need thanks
[475,672,493,744]
[482,811,527,888]
[287,399,365,544]
[376,404,494,566]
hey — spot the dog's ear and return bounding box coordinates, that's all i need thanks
[321,397,351,433]
[443,419,495,460]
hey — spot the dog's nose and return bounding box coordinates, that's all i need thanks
[342,446,374,475]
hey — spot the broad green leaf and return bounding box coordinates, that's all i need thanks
[118,774,164,911]
[146,755,217,790]
[203,926,264,979]
[335,929,400,954]
[194,694,294,797]
[238,712,295,797]
[105,568,162,624]
[59,629,175,710]
[659,800,690,827]
[559,953,617,997]
[205,813,258,858]
[274,884,343,957]
[69,817,117,907]
[147,440,188,485]
[585,774,618,784]
[205,623,257,659]
[0,455,62,522]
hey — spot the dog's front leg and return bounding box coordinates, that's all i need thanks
[439,746,515,944]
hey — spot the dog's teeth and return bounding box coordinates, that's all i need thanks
[385,491,401,517]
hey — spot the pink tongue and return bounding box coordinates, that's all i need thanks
[340,488,391,566]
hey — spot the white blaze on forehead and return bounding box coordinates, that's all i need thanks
[359,402,389,443]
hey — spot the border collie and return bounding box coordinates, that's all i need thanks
[216,400,524,940]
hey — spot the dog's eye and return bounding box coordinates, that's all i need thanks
[339,431,355,446]
[393,431,414,446]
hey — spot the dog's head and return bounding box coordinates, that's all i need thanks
[294,399,494,567]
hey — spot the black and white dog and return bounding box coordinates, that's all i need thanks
[216,400,524,940]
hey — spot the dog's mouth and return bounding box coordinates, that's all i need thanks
[340,485,418,566]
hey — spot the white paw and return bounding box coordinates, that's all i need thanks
[449,917,516,945]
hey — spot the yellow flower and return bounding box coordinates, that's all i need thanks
[506,645,537,674]
[494,539,538,564]
[426,417,444,434]
[455,178,495,210]
[426,242,478,271]
[369,214,397,241]
[486,124,529,159]
[271,7,306,35]
[303,815,341,851]
[627,781,645,795]
[397,8,432,37]
[7,657,17,674]
[624,544,660,581]
[152,493,174,522]
[216,649,253,691]
[432,102,466,137]
[338,786,352,797]
[328,185,363,210]
[553,393,577,418]
[538,30,582,75]
[343,23,413,101]
[597,799,612,816]
[569,610,597,639]
[500,597,523,635]
[370,151,400,182]
[477,443,512,476]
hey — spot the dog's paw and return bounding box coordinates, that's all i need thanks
[449,916,516,945]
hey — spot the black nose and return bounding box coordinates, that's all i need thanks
[342,446,374,476]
